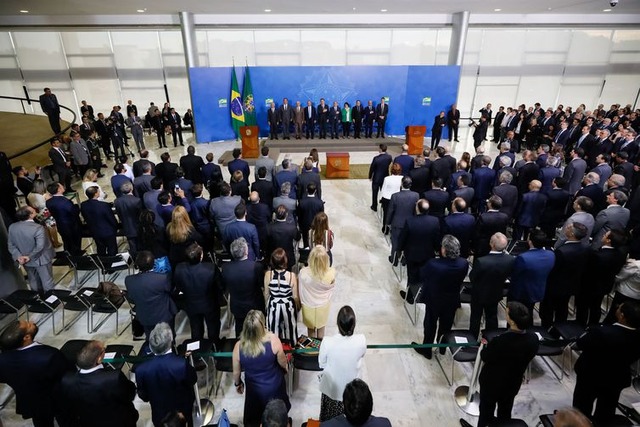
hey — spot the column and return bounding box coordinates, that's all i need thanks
[179,11,199,141]
[448,11,470,66]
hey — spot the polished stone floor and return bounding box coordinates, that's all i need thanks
[1,129,638,426]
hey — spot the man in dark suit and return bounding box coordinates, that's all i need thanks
[409,155,431,196]
[431,146,456,190]
[540,177,572,237]
[446,103,460,142]
[492,106,505,143]
[298,158,322,200]
[304,100,316,139]
[267,102,279,139]
[203,153,224,198]
[471,302,539,427]
[134,161,155,199]
[398,199,441,287]
[111,163,133,199]
[352,99,364,139]
[472,115,488,149]
[563,148,588,195]
[394,144,414,176]
[166,108,183,146]
[94,112,113,159]
[317,98,329,139]
[507,230,556,315]
[298,183,324,248]
[60,340,138,427]
[274,159,298,199]
[266,206,301,271]
[155,152,179,191]
[452,174,474,208]
[227,148,250,187]
[516,150,540,194]
[188,184,213,250]
[540,223,589,328]
[387,177,419,266]
[412,235,468,360]
[0,320,71,427]
[39,87,61,134]
[471,156,496,212]
[135,322,197,427]
[329,101,341,139]
[575,229,627,326]
[538,156,562,194]
[132,151,155,177]
[592,190,630,249]
[473,196,510,257]
[468,233,515,337]
[179,145,204,184]
[375,97,388,138]
[12,165,40,196]
[443,198,476,258]
[125,251,178,338]
[278,98,293,140]
[46,182,83,255]
[573,302,640,423]
[514,180,547,241]
[223,202,260,261]
[81,186,118,256]
[613,151,634,189]
[368,144,393,212]
[222,237,264,336]
[246,191,271,258]
[363,100,376,138]
[48,138,72,192]
[492,171,518,220]
[114,181,142,259]
[252,166,275,210]
[423,178,450,219]
[575,172,605,214]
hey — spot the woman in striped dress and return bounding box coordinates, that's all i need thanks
[264,248,299,345]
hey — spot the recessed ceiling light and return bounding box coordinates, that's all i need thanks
[380,8,388,12]
[19,9,29,13]
[547,7,552,10]
[136,9,146,13]
[603,8,612,11]
[264,8,271,12]
[494,8,502,12]
[353,7,356,10]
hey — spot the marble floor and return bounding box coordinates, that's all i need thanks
[1,129,638,426]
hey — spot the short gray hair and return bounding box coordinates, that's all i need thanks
[501,141,511,151]
[441,234,461,259]
[280,182,291,196]
[499,155,512,168]
[230,237,248,260]
[609,174,625,187]
[546,156,559,167]
[149,322,173,355]
[490,232,508,252]
[585,172,600,185]
[499,171,513,184]
[120,181,133,194]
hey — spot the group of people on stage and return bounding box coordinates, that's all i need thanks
[267,97,389,141]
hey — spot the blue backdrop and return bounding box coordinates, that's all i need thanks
[190,65,460,143]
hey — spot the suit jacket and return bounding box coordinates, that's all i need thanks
[554,128,571,146]
[471,167,496,203]
[375,104,389,122]
[304,105,317,124]
[470,252,515,304]
[189,197,211,236]
[368,153,393,184]
[279,104,293,124]
[155,161,179,190]
[247,201,271,249]
[110,174,133,199]
[7,220,55,267]
[209,195,242,235]
[132,159,155,178]
[39,93,60,115]
[546,242,589,297]
[541,188,571,228]
[174,262,219,314]
[167,112,182,129]
[474,211,510,257]
[592,163,612,189]
[251,179,275,209]
[409,164,431,195]
[491,184,519,219]
[554,211,595,248]
[114,194,142,238]
[592,205,630,248]
[0,344,70,419]
[575,324,640,390]
[298,195,324,229]
[266,220,300,270]
[223,220,260,261]
[575,183,605,214]
[49,147,69,173]
[135,353,197,426]
[419,257,469,309]
[179,153,205,184]
[60,368,138,427]
[298,170,322,200]
[516,191,547,228]
[508,249,556,304]
[443,212,476,258]
[363,106,376,124]
[227,158,251,186]
[268,107,279,126]
[81,199,118,238]
[492,152,515,171]
[70,139,90,165]
[517,162,540,194]
[398,214,441,264]
[446,108,460,126]
[255,156,276,182]
[202,162,223,188]
[539,166,561,194]
[317,104,329,123]
[274,170,298,199]
[563,158,588,195]
[394,154,414,176]
[125,271,177,326]
[46,195,82,230]
[614,161,634,189]
[432,157,455,188]
[133,174,154,199]
[479,330,539,395]
[221,259,264,319]
[387,189,419,228]
[321,415,392,427]
[423,189,449,218]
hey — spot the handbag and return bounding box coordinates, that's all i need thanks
[96,281,125,306]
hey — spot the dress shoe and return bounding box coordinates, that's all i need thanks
[400,289,415,304]
[400,255,407,266]
[412,342,432,360]
[370,206,377,212]
[459,419,473,427]
[97,173,105,178]
[388,255,399,267]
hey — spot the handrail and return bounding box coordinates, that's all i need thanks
[0,94,77,160]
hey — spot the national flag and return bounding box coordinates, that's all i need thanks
[230,66,244,138]
[242,66,256,126]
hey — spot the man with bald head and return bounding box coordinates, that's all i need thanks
[515,180,547,241]
[468,233,515,337]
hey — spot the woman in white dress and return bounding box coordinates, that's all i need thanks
[81,169,107,200]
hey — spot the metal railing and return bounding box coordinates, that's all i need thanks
[0,94,77,160]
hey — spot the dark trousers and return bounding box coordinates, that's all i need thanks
[188,310,221,343]
[376,119,386,137]
[431,131,442,150]
[342,122,350,137]
[172,127,183,146]
[48,112,61,134]
[390,227,402,261]
[423,303,456,354]
[380,198,390,230]
[539,294,570,328]
[126,237,138,260]
[330,121,339,138]
[575,292,605,326]
[305,122,315,139]
[95,235,118,256]
[354,120,362,138]
[56,167,72,192]
[493,125,501,142]
[406,261,423,286]
[478,389,516,427]
[364,121,374,138]
[573,375,621,423]
[32,410,56,427]
[155,128,166,147]
[319,121,327,138]
[269,123,278,139]
[234,316,245,338]
[301,225,311,248]
[448,124,459,141]
[59,225,83,255]
[371,181,383,210]
[469,301,498,338]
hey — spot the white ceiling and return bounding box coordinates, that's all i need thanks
[1,0,639,16]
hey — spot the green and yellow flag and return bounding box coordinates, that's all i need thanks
[230,66,244,138]
[242,66,256,126]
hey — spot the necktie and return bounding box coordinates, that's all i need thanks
[57,148,66,162]
[555,129,564,142]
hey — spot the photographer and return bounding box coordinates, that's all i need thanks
[471,115,489,149]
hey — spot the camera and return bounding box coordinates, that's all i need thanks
[610,0,618,6]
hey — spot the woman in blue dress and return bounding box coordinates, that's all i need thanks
[232,310,290,427]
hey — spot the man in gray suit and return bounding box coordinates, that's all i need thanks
[7,206,56,294]
[279,98,293,140]
[254,146,275,182]
[208,182,242,236]
[555,196,595,248]
[592,190,630,249]
[387,176,419,266]
[125,111,145,152]
[69,130,90,177]
[563,148,588,195]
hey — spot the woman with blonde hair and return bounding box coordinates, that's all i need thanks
[310,212,334,265]
[166,205,202,268]
[299,245,336,338]
[232,310,290,427]
[81,169,107,200]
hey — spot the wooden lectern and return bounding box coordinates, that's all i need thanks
[405,125,427,155]
[240,126,259,159]
[325,152,350,179]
